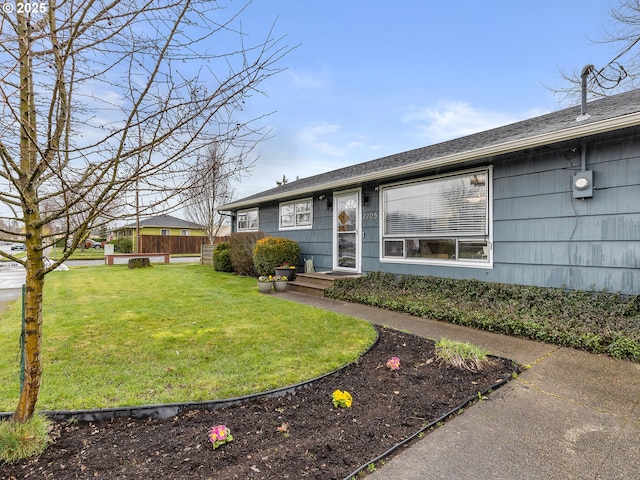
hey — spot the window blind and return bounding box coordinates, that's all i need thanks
[384,172,487,237]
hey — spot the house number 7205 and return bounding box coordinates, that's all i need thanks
[362,212,378,220]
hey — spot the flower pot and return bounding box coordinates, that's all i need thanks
[273,280,287,292]
[258,282,273,293]
[275,268,296,281]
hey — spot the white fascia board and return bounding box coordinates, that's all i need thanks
[219,112,640,211]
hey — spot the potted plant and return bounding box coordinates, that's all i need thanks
[275,262,296,281]
[273,275,288,292]
[257,275,273,294]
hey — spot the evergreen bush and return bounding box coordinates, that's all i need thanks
[213,242,233,272]
[109,238,133,253]
[252,237,301,276]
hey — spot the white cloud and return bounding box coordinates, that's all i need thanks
[297,123,346,157]
[402,100,532,144]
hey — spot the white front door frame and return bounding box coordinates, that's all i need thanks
[332,188,361,273]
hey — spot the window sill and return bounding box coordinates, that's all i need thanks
[278,225,313,231]
[380,257,493,269]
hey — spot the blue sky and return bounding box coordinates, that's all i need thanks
[229,1,616,200]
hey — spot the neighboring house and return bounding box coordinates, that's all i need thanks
[219,89,640,295]
[112,214,208,254]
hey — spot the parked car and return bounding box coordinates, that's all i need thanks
[85,239,102,249]
[10,243,26,251]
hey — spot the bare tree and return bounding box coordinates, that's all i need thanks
[554,0,640,103]
[275,174,299,186]
[0,0,291,422]
[183,143,241,244]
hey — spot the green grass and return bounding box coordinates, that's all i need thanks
[48,248,104,260]
[0,413,51,463]
[0,265,376,411]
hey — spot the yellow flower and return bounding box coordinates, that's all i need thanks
[332,389,353,408]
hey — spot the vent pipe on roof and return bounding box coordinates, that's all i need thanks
[576,64,594,122]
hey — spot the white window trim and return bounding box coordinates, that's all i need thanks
[379,167,493,269]
[237,208,259,232]
[181,229,190,236]
[278,198,313,230]
[160,229,170,236]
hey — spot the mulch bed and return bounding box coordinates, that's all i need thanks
[1,327,517,479]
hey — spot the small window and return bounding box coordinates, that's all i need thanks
[383,240,404,257]
[161,229,170,236]
[279,198,312,230]
[237,208,259,232]
[406,239,455,259]
[181,229,190,236]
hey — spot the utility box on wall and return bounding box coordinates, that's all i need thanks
[572,170,594,199]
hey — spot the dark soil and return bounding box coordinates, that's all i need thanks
[1,327,516,480]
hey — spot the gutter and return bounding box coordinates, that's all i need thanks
[220,111,640,211]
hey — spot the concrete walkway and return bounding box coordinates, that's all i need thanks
[278,291,640,480]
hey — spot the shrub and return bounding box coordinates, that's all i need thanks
[213,242,233,272]
[0,414,52,463]
[227,231,267,276]
[252,237,301,276]
[109,238,133,253]
[325,272,640,362]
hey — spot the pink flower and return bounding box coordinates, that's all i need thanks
[386,357,401,370]
[209,425,233,448]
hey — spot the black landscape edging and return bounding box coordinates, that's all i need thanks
[1,328,520,480]
[0,331,380,422]
[343,355,520,480]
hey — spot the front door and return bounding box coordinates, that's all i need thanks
[333,190,360,272]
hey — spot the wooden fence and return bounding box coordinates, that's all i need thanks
[140,235,205,255]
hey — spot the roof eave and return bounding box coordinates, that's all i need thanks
[219,111,640,211]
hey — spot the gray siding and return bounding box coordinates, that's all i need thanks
[253,198,335,272]
[487,133,639,294]
[239,129,639,294]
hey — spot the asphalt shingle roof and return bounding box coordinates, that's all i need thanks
[120,214,203,230]
[222,88,640,209]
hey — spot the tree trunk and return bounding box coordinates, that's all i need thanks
[12,7,44,423]
[128,257,151,269]
[12,245,45,423]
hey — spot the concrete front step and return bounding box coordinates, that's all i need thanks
[287,272,361,297]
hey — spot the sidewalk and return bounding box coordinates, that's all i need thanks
[278,291,640,480]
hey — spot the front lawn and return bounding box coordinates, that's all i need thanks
[48,248,104,260]
[0,265,376,411]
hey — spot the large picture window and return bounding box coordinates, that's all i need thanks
[279,198,312,230]
[381,168,491,266]
[237,208,259,232]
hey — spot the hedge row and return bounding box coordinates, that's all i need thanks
[325,272,640,362]
[212,232,301,277]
